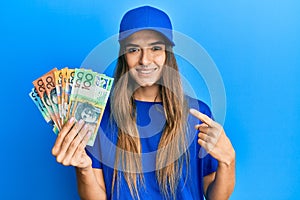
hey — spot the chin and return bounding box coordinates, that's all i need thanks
[137,81,157,88]
[136,80,157,87]
[140,83,155,88]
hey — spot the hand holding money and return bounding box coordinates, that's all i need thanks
[51,117,92,168]
[30,67,114,146]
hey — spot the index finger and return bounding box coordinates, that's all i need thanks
[52,117,76,155]
[189,108,213,127]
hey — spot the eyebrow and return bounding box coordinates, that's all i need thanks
[125,41,166,48]
[149,41,166,46]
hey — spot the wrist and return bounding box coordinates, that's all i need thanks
[76,164,93,174]
[219,150,236,168]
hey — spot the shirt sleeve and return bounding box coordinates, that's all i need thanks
[202,152,218,176]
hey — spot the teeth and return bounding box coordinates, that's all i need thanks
[140,70,152,74]
[137,68,156,74]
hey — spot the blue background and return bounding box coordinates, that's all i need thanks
[1,0,299,199]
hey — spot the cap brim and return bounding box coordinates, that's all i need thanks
[119,27,175,46]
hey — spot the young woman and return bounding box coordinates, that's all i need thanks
[52,6,235,200]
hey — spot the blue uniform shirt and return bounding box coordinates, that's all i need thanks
[86,96,218,199]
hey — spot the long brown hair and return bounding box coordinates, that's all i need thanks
[110,40,189,199]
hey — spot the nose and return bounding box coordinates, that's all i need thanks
[139,49,152,66]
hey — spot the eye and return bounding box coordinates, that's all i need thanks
[126,47,140,53]
[151,46,163,51]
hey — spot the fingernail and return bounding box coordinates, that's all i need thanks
[83,124,89,130]
[87,131,92,138]
[69,117,75,123]
[78,119,84,125]
[190,109,195,113]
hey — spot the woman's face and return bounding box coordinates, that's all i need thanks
[124,30,166,87]
[81,107,97,123]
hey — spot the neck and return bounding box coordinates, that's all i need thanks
[133,84,161,102]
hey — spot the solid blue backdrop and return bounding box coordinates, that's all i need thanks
[1,0,299,199]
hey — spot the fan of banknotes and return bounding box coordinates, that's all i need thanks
[29,68,114,146]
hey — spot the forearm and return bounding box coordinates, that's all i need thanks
[76,167,106,200]
[206,155,236,200]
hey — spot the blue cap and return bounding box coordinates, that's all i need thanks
[119,6,175,46]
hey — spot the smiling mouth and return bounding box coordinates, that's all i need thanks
[136,68,157,75]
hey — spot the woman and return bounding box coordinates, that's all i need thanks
[52,6,235,200]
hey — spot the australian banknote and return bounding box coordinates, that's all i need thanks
[30,67,113,146]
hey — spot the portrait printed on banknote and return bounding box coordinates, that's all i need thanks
[74,102,101,127]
